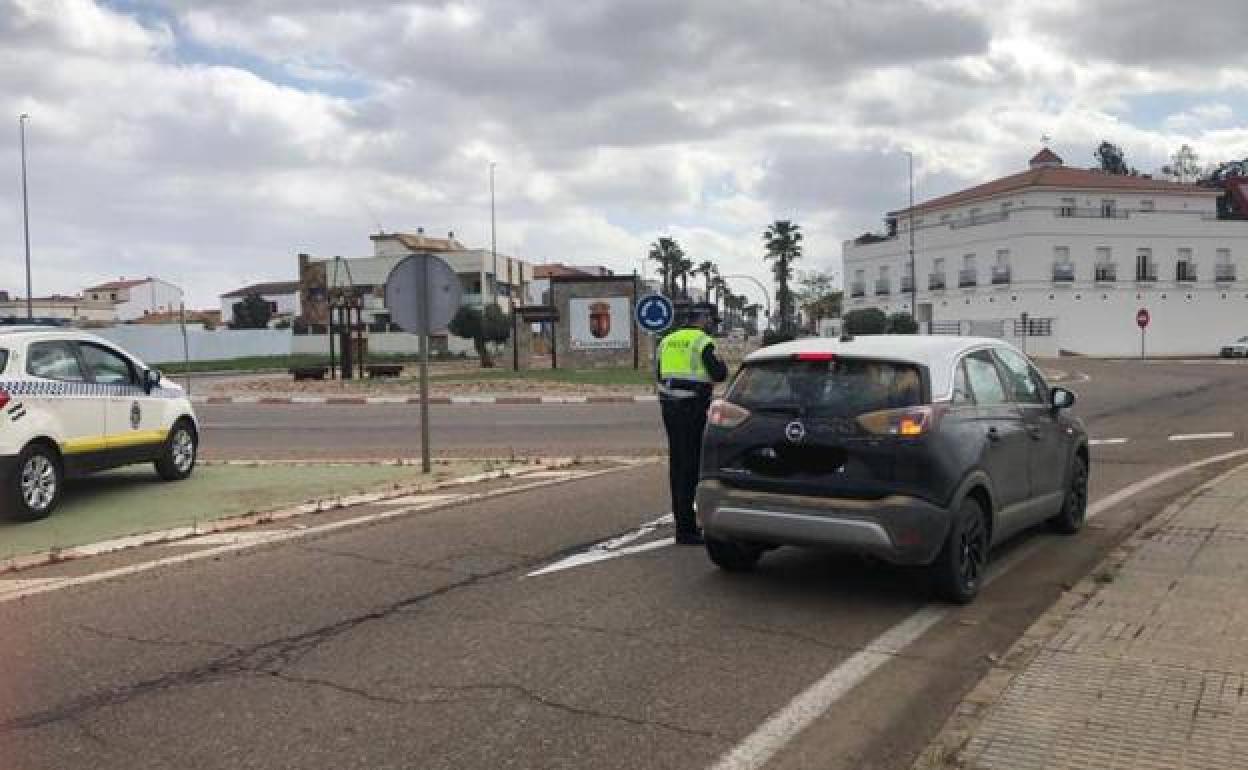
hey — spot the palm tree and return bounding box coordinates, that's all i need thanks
[763,220,803,334]
[676,256,694,300]
[695,260,718,300]
[648,237,684,297]
[710,274,727,312]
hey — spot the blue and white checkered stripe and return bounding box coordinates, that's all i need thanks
[0,380,181,399]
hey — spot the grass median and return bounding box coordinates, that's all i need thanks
[0,460,509,563]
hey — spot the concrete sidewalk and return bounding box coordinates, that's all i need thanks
[917,462,1248,769]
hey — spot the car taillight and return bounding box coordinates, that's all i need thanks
[794,352,836,362]
[856,405,943,437]
[708,399,751,429]
[0,389,9,410]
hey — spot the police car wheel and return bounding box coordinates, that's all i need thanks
[155,421,197,481]
[8,443,63,521]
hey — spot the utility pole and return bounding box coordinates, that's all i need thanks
[489,161,497,306]
[19,114,32,319]
[907,150,917,327]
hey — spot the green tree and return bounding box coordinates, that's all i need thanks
[448,303,512,368]
[1094,141,1134,176]
[648,237,684,297]
[843,307,888,335]
[763,220,803,335]
[695,260,718,299]
[796,270,841,331]
[886,312,918,334]
[676,256,694,300]
[231,292,273,329]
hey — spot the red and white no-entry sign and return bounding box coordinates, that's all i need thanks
[1136,308,1151,329]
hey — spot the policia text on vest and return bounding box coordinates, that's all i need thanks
[656,320,728,545]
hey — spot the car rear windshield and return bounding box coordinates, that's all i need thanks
[727,357,925,417]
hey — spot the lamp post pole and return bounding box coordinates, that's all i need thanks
[907,150,917,327]
[19,114,32,319]
[489,161,497,305]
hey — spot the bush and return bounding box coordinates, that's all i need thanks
[761,329,796,347]
[843,308,888,335]
[449,304,512,367]
[886,312,918,334]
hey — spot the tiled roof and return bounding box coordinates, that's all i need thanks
[370,232,465,252]
[221,280,300,298]
[894,165,1217,216]
[1029,148,1063,166]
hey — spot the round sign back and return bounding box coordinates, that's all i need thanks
[1136,308,1150,329]
[384,254,463,335]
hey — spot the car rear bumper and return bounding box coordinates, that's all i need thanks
[0,454,17,486]
[696,480,952,565]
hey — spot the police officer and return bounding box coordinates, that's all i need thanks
[657,305,728,545]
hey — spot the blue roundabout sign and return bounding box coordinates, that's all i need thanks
[635,294,674,334]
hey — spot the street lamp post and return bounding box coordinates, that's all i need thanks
[19,114,32,319]
[906,150,917,327]
[489,161,497,305]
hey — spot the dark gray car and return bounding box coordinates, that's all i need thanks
[696,335,1088,603]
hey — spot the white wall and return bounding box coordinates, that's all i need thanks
[292,332,477,357]
[94,327,292,365]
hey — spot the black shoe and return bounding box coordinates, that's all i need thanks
[675,531,705,546]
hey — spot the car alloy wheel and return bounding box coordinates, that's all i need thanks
[957,509,987,594]
[20,454,57,513]
[171,428,195,474]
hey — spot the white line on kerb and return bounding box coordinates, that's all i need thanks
[1090,438,1128,446]
[709,447,1248,770]
[1169,432,1235,442]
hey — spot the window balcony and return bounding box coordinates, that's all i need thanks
[950,210,1009,229]
[958,269,978,288]
[874,280,891,296]
[1052,263,1075,283]
[850,282,866,298]
[1176,263,1198,283]
[1217,264,1237,283]
[1094,263,1118,283]
[1136,267,1158,283]
[900,274,914,293]
[928,273,946,291]
[991,266,1011,285]
[1056,207,1129,219]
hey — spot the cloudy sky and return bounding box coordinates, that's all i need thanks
[2,0,1247,308]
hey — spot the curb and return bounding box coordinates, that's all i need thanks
[911,459,1248,769]
[193,395,660,405]
[0,457,657,577]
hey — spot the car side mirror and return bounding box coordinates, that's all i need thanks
[144,368,162,393]
[1050,386,1075,410]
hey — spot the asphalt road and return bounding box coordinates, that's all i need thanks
[5,360,1248,769]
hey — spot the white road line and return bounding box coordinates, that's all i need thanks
[1090,438,1129,446]
[1169,432,1235,442]
[526,514,675,577]
[709,447,1248,770]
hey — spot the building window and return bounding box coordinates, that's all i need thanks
[995,249,1010,268]
[1053,247,1074,282]
[1216,249,1236,283]
[1136,248,1156,282]
[960,254,978,287]
[1176,248,1196,282]
[939,213,952,223]
[1059,197,1075,217]
[1140,199,1155,212]
[1101,199,1117,218]
[1095,247,1116,282]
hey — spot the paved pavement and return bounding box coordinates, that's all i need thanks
[917,460,1248,769]
[2,360,1248,768]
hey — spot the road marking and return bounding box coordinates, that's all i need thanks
[709,447,1248,770]
[526,514,675,577]
[0,464,650,605]
[1090,438,1128,446]
[162,531,290,547]
[0,578,62,599]
[1169,432,1235,442]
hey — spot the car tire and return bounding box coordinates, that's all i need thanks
[1049,455,1089,535]
[930,497,988,604]
[6,443,63,521]
[705,536,763,572]
[155,420,197,482]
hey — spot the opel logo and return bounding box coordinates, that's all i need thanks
[785,420,806,444]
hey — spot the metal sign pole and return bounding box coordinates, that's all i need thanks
[420,257,432,474]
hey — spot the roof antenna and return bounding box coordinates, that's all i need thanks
[359,197,385,235]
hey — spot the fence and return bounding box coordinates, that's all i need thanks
[923,318,1058,357]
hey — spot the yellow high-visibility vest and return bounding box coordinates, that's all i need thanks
[658,328,713,382]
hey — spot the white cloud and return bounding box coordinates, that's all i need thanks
[1,0,1247,311]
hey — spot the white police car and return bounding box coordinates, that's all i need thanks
[0,327,199,520]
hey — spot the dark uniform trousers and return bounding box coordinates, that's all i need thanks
[660,390,711,537]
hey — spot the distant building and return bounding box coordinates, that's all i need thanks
[0,294,117,322]
[295,229,535,355]
[842,148,1248,356]
[84,277,182,321]
[220,281,300,327]
[530,264,615,305]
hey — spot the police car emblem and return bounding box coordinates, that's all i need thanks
[784,420,806,444]
[130,401,142,430]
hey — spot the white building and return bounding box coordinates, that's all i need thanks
[84,277,183,321]
[220,281,300,326]
[842,149,1248,356]
[0,294,116,322]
